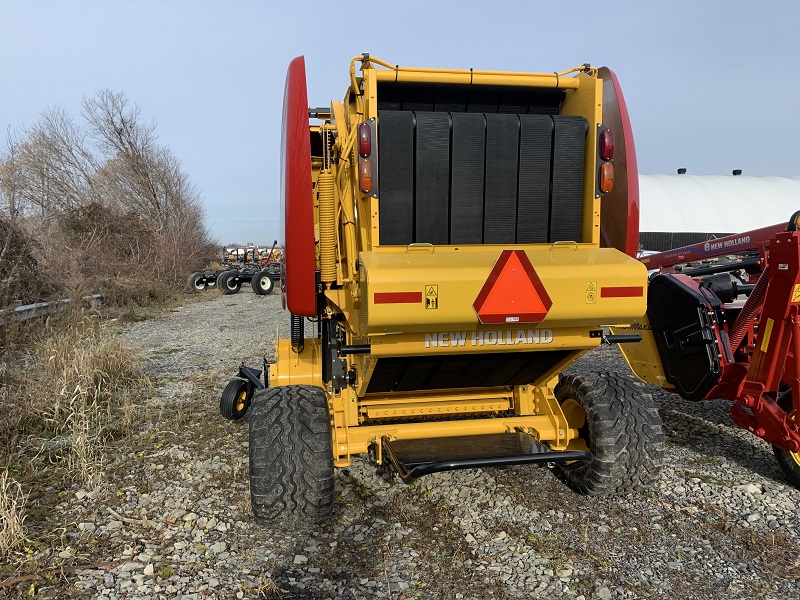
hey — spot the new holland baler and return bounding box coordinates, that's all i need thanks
[242,54,664,524]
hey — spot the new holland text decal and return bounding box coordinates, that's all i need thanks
[424,329,554,348]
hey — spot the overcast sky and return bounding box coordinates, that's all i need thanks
[2,0,798,245]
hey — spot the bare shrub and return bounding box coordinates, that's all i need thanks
[0,469,28,558]
[0,89,217,311]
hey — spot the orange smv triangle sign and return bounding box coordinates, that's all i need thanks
[473,250,552,324]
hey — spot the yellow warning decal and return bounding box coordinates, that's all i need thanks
[585,281,597,304]
[792,284,800,303]
[760,317,774,353]
[425,285,438,310]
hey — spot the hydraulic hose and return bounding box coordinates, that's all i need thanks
[728,270,768,352]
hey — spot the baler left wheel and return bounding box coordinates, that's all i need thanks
[248,385,334,525]
[554,372,664,495]
[220,379,251,420]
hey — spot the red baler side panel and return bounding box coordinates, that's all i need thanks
[281,56,316,316]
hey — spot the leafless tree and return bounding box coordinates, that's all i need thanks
[0,89,215,305]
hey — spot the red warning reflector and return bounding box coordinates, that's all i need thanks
[600,286,643,298]
[473,250,552,324]
[374,292,423,304]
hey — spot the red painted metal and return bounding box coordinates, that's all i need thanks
[280,56,316,317]
[600,286,643,298]
[728,270,768,352]
[697,230,800,453]
[640,223,784,272]
[646,219,800,454]
[598,67,639,258]
[374,292,423,304]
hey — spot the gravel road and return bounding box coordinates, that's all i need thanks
[22,287,800,599]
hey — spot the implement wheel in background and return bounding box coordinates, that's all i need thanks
[187,271,207,292]
[220,379,251,420]
[249,385,334,525]
[554,372,664,495]
[218,271,241,295]
[772,391,800,489]
[251,271,275,295]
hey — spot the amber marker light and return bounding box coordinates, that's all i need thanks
[358,122,372,157]
[359,157,373,193]
[599,162,614,193]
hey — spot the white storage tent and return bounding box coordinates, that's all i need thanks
[638,174,800,251]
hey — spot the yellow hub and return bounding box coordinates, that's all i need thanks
[236,390,247,413]
[561,398,589,453]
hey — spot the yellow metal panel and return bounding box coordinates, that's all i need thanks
[343,415,563,457]
[372,69,582,89]
[364,399,510,419]
[270,338,324,388]
[612,319,672,389]
[361,245,647,333]
[367,328,596,355]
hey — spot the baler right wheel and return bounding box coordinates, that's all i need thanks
[554,372,664,495]
[248,385,335,525]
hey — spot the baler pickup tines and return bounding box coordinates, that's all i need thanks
[381,433,591,483]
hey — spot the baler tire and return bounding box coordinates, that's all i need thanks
[554,372,664,495]
[187,271,207,292]
[251,271,274,295]
[220,379,251,420]
[249,385,335,525]
[218,271,241,295]
[771,393,800,489]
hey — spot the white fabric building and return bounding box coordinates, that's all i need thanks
[638,174,800,250]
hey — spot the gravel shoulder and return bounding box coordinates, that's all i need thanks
[5,288,800,599]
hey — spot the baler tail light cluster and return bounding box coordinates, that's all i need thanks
[358,120,377,195]
[598,127,614,194]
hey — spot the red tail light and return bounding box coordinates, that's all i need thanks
[600,128,614,161]
[358,122,372,157]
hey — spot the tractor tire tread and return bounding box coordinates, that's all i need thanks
[555,372,664,496]
[249,385,334,525]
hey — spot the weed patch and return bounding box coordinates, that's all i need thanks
[0,470,28,558]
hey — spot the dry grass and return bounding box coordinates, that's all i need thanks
[0,307,147,559]
[32,310,145,488]
[0,469,28,557]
